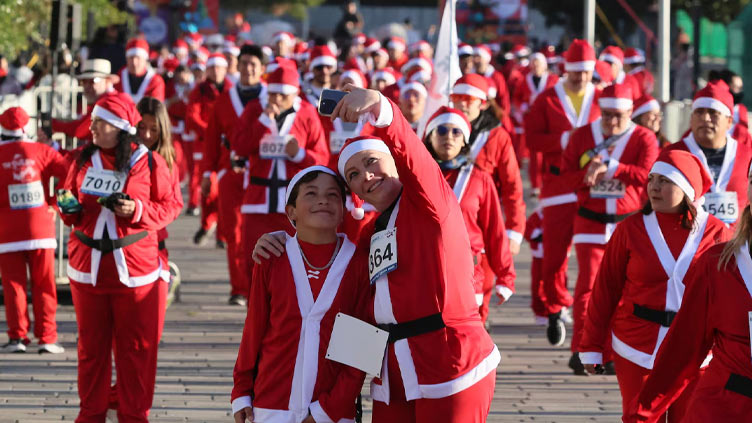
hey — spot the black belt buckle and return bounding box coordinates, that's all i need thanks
[633,304,676,328]
[726,373,752,398]
[98,238,117,254]
[377,313,445,343]
[549,165,560,175]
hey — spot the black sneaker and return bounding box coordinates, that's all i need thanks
[2,338,29,353]
[215,240,226,249]
[193,228,208,245]
[568,352,587,375]
[603,360,616,375]
[546,312,566,346]
[228,295,247,306]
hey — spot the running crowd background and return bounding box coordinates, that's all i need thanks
[2,1,752,422]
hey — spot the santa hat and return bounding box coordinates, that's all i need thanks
[400,81,427,99]
[511,44,531,58]
[452,73,489,101]
[91,92,141,135]
[541,45,559,63]
[593,60,613,84]
[337,135,392,178]
[693,80,734,117]
[473,45,493,63]
[409,40,431,56]
[632,95,661,118]
[206,52,228,68]
[599,45,624,66]
[163,57,180,74]
[343,57,365,73]
[339,69,368,88]
[173,39,189,55]
[223,41,240,57]
[185,32,203,47]
[205,33,224,47]
[406,67,431,84]
[261,45,273,59]
[623,47,645,65]
[285,165,338,207]
[400,54,432,75]
[190,58,206,71]
[364,38,381,54]
[267,65,300,95]
[266,57,297,74]
[650,149,713,202]
[294,41,309,61]
[272,31,295,46]
[126,38,149,60]
[564,39,596,72]
[530,52,547,65]
[598,83,633,110]
[225,35,237,45]
[387,36,406,52]
[458,42,474,57]
[309,45,337,70]
[372,67,398,86]
[196,46,210,62]
[373,48,389,60]
[353,33,367,45]
[0,107,29,137]
[424,106,471,142]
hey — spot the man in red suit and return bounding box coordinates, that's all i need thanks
[115,38,165,103]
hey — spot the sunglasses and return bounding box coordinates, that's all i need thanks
[449,93,478,103]
[436,125,463,137]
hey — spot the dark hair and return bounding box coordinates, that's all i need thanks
[239,44,267,65]
[640,195,697,231]
[77,131,138,173]
[423,129,471,161]
[137,97,176,171]
[286,170,347,208]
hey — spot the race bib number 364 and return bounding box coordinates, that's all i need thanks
[8,181,44,209]
[259,135,290,159]
[81,168,124,197]
[369,227,397,284]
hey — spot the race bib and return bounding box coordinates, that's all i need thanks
[590,179,625,199]
[259,134,290,159]
[329,131,352,154]
[81,167,125,197]
[702,191,738,224]
[369,227,397,284]
[8,181,45,209]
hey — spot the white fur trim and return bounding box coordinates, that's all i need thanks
[579,352,603,365]
[267,83,299,95]
[425,112,471,142]
[418,345,500,398]
[285,165,337,205]
[310,55,337,69]
[650,161,696,200]
[338,138,391,177]
[452,83,487,100]
[605,159,620,179]
[0,238,56,254]
[506,230,523,245]
[599,53,621,64]
[206,56,228,68]
[539,192,577,208]
[565,61,595,72]
[400,82,427,98]
[92,105,137,135]
[339,70,364,88]
[632,99,660,118]
[230,396,251,415]
[1,128,24,136]
[458,45,474,56]
[372,70,396,85]
[387,39,406,51]
[560,131,571,150]
[474,47,491,62]
[692,97,732,117]
[598,98,633,110]
[573,233,608,245]
[496,285,513,301]
[126,47,149,59]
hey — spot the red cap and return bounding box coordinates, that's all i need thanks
[364,38,381,54]
[371,67,399,86]
[91,92,141,135]
[206,52,228,68]
[632,95,660,118]
[387,36,406,51]
[473,44,493,62]
[339,69,368,88]
[452,73,489,100]
[623,47,645,65]
[126,38,149,59]
[267,66,300,94]
[0,107,29,137]
[594,60,613,84]
[163,57,180,73]
[650,149,713,202]
[309,45,337,70]
[458,42,474,57]
[599,46,624,66]
[693,80,734,117]
[598,83,633,110]
[565,39,596,72]
[272,31,295,45]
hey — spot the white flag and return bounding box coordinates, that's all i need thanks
[417,0,461,138]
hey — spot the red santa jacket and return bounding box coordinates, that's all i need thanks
[156,158,184,278]
[615,71,643,100]
[628,66,655,96]
[186,79,232,143]
[627,242,752,423]
[114,66,166,103]
[561,121,659,244]
[443,164,516,300]
[365,96,500,402]
[62,145,182,287]
[52,103,93,141]
[579,211,728,369]
[512,71,559,125]
[201,83,247,178]
[525,80,601,205]
[469,124,526,243]
[0,139,68,253]
[231,97,330,215]
[524,208,543,259]
[481,66,514,134]
[735,103,749,129]
[665,134,752,226]
[232,235,368,422]
[166,86,190,141]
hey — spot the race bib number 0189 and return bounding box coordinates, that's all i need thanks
[369,227,397,284]
[259,135,290,159]
[8,181,45,209]
[590,179,625,199]
[81,168,124,197]
[702,191,738,224]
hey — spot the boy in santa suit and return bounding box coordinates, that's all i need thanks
[625,165,752,423]
[512,52,559,195]
[599,46,642,100]
[230,65,330,275]
[423,106,516,323]
[186,53,232,247]
[665,80,752,227]
[580,149,729,420]
[0,107,68,353]
[623,47,654,96]
[560,83,659,372]
[202,45,267,306]
[115,38,165,103]
[232,166,368,423]
[525,39,602,346]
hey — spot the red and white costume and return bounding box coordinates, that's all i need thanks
[474,45,514,136]
[600,46,642,100]
[525,39,601,316]
[579,149,729,419]
[337,96,499,422]
[561,83,659,353]
[61,94,181,421]
[624,47,654,95]
[114,39,166,103]
[730,103,752,145]
[0,108,68,346]
[524,208,546,318]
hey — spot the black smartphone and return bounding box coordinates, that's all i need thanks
[318,89,348,116]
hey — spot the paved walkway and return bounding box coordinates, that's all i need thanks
[0,203,622,422]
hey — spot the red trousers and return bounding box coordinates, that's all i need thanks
[572,242,606,353]
[70,280,166,423]
[528,151,543,190]
[0,248,57,344]
[614,353,698,422]
[218,170,249,296]
[530,256,546,317]
[200,171,219,232]
[182,141,200,208]
[172,138,187,185]
[372,345,496,422]
[479,255,495,323]
[542,202,576,315]
[512,131,529,163]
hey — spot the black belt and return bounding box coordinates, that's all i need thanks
[377,313,445,343]
[549,165,560,175]
[74,230,148,254]
[158,240,166,250]
[250,172,291,213]
[726,373,752,398]
[632,304,676,328]
[578,207,631,224]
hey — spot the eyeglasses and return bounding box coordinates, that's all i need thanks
[601,110,629,121]
[449,94,478,104]
[436,125,463,137]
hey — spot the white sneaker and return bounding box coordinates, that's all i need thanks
[2,339,27,353]
[106,408,118,422]
[38,343,65,354]
[560,307,573,324]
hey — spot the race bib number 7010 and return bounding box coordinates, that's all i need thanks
[369,227,398,284]
[81,167,125,197]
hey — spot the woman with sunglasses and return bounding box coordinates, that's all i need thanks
[422,106,516,319]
